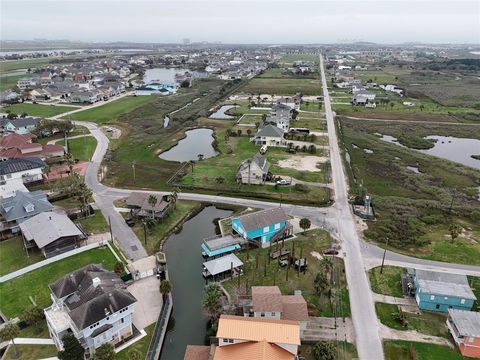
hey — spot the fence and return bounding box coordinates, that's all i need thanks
[146,293,173,360]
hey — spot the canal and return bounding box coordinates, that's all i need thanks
[160,206,233,360]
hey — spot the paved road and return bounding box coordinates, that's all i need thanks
[319,55,385,360]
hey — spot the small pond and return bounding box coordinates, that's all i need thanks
[420,136,480,170]
[209,105,238,119]
[159,128,218,162]
[143,67,206,85]
[160,206,233,360]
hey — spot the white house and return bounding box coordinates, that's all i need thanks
[45,264,137,357]
[0,157,45,184]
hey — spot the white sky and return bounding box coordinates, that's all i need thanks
[1,0,479,44]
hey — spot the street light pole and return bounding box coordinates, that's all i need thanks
[380,237,389,274]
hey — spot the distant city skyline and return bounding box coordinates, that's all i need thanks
[1,0,479,45]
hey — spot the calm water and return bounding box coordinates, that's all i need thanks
[420,136,480,170]
[209,105,238,119]
[159,128,217,162]
[143,67,206,85]
[160,206,233,360]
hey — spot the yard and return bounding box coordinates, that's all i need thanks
[4,103,78,117]
[68,135,97,161]
[241,78,321,96]
[77,210,110,234]
[3,345,58,360]
[375,303,448,338]
[223,229,351,318]
[384,340,469,360]
[69,95,157,124]
[0,245,118,318]
[369,266,404,297]
[0,237,44,276]
[299,342,358,360]
[280,54,319,63]
[0,73,25,91]
[116,323,156,360]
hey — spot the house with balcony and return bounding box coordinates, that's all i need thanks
[447,309,480,358]
[412,269,476,312]
[240,286,309,338]
[183,315,301,360]
[252,125,286,147]
[236,152,271,185]
[231,207,292,247]
[45,264,137,357]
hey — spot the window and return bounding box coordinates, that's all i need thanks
[468,337,475,343]
[430,295,435,300]
[263,226,270,233]
[271,312,276,316]
[436,304,440,310]
[460,299,466,304]
[121,318,124,324]
[260,312,265,317]
[274,223,280,230]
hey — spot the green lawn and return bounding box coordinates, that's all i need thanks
[3,344,58,360]
[78,210,110,234]
[384,340,469,360]
[369,266,404,297]
[0,73,25,91]
[69,95,157,124]
[128,200,201,255]
[223,229,351,318]
[68,135,97,161]
[242,78,321,96]
[0,58,54,73]
[0,246,117,318]
[0,237,44,276]
[19,319,50,338]
[376,303,448,338]
[6,103,78,117]
[116,323,156,360]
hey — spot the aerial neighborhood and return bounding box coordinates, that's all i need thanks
[0,20,479,360]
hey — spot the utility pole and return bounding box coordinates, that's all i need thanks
[132,161,136,184]
[380,237,389,274]
[108,216,113,242]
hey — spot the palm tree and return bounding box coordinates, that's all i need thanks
[147,195,157,219]
[203,283,223,322]
[314,272,329,296]
[0,322,20,357]
[160,280,172,300]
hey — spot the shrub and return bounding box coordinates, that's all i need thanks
[294,183,310,193]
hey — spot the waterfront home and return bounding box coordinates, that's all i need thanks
[241,286,309,337]
[0,157,45,184]
[201,234,243,259]
[412,269,476,312]
[186,315,300,360]
[125,192,173,219]
[236,152,271,185]
[0,117,41,135]
[135,83,176,96]
[202,253,243,281]
[231,207,292,247]
[252,124,286,147]
[45,264,137,357]
[0,190,53,234]
[19,211,85,258]
[447,309,480,358]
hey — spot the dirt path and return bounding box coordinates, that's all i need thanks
[277,155,328,172]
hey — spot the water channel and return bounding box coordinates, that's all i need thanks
[143,67,206,85]
[158,128,218,162]
[160,206,233,360]
[209,105,238,119]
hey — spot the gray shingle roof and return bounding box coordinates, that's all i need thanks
[0,190,53,222]
[49,264,137,330]
[255,124,285,138]
[448,309,480,338]
[415,269,476,300]
[0,157,45,175]
[238,153,271,174]
[235,207,288,232]
[19,212,83,248]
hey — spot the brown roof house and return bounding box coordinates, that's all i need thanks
[243,286,309,338]
[125,192,174,219]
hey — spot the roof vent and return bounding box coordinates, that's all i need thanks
[92,277,101,288]
[104,307,110,316]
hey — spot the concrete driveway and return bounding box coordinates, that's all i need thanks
[127,276,162,330]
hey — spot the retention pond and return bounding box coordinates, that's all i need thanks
[158,128,218,162]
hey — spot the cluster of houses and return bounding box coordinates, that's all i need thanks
[1,57,131,105]
[409,268,480,358]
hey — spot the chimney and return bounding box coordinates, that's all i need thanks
[92,277,101,288]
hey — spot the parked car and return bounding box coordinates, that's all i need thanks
[125,218,135,227]
[323,248,339,256]
[259,145,268,154]
[276,178,291,185]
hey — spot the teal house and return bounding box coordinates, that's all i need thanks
[201,235,242,258]
[231,207,292,248]
[413,269,476,313]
